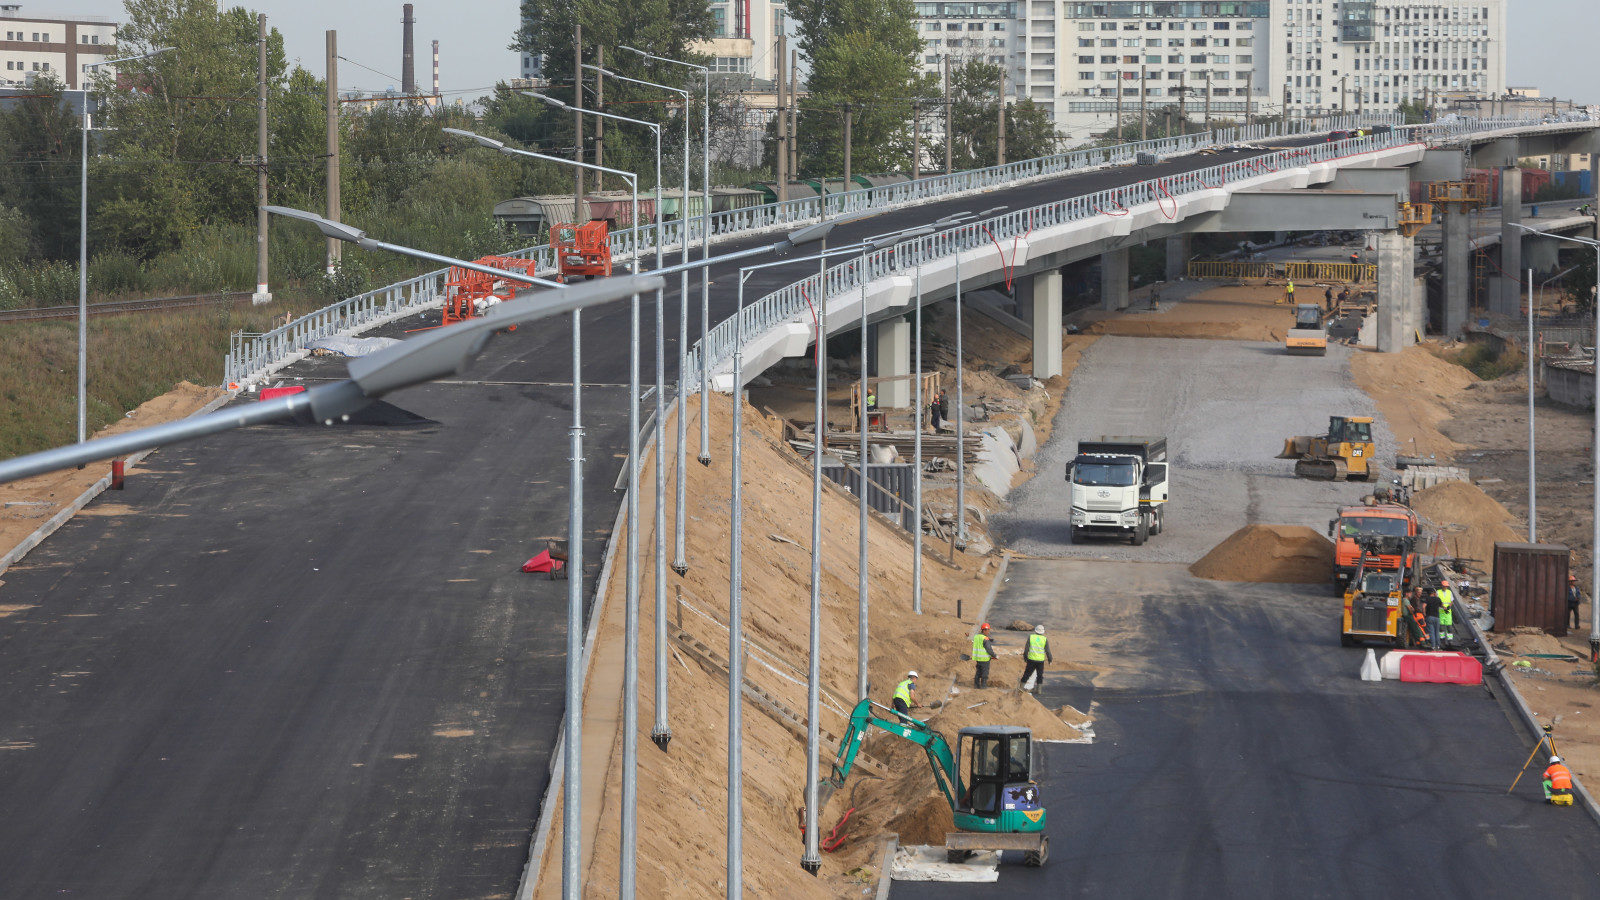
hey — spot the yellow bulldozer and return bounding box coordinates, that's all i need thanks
[1278,415,1376,481]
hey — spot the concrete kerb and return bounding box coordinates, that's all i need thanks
[515,392,681,900]
[1460,609,1600,827]
[0,389,237,579]
[875,834,899,900]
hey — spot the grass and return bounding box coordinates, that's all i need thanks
[0,298,321,460]
[1444,341,1525,382]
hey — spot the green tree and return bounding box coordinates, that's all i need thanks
[785,0,928,177]
[930,60,1058,171]
[0,76,81,260]
[1395,99,1430,125]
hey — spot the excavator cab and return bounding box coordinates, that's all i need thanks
[956,727,1041,828]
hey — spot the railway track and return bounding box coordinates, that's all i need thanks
[0,291,252,324]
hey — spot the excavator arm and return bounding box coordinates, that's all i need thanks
[829,698,963,814]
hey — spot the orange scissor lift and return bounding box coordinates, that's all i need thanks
[551,221,612,283]
[441,256,542,327]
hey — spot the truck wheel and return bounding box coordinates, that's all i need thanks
[1024,838,1049,867]
[1131,517,1148,546]
[1152,508,1164,535]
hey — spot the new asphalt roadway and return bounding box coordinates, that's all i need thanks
[0,138,1340,897]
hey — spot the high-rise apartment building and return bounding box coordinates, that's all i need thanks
[915,1,1506,144]
[0,4,117,90]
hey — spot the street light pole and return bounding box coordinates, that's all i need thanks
[1527,267,1537,541]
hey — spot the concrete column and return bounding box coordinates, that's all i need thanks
[1164,234,1190,283]
[1376,230,1414,353]
[1100,248,1129,311]
[1441,204,1470,336]
[1411,276,1427,338]
[1495,166,1522,316]
[1031,268,1063,379]
[875,316,911,408]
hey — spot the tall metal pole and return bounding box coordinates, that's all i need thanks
[775,33,788,187]
[955,230,966,546]
[620,183,641,898]
[649,122,672,749]
[789,50,799,178]
[1139,65,1148,141]
[699,72,712,466]
[856,244,870,702]
[911,99,921,181]
[996,72,1006,166]
[325,31,341,275]
[78,110,88,444]
[1245,70,1254,127]
[802,242,825,877]
[912,247,923,614]
[1204,71,1211,132]
[727,272,747,898]
[673,91,691,575]
[253,13,271,304]
[1590,241,1600,661]
[943,56,952,175]
[595,47,604,186]
[1115,70,1124,140]
[573,25,583,212]
[1177,72,1186,135]
[562,306,586,899]
[842,104,852,197]
[1527,267,1537,541]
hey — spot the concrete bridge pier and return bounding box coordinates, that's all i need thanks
[1101,248,1129,311]
[875,316,911,408]
[1164,234,1190,283]
[1031,268,1063,379]
[1495,166,1523,316]
[1377,230,1416,353]
[1441,204,1470,336]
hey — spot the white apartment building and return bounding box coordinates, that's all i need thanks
[915,1,1506,145]
[0,4,117,90]
[694,0,788,82]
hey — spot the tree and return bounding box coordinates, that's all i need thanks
[1395,99,1430,125]
[930,60,1058,171]
[785,0,928,177]
[0,75,81,260]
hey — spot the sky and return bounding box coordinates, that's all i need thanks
[59,0,1599,103]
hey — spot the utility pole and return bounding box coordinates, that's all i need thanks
[1340,75,1348,115]
[842,103,852,189]
[996,73,1006,166]
[775,33,787,187]
[253,13,271,304]
[1245,70,1254,127]
[1139,64,1147,141]
[1282,81,1290,131]
[1203,71,1211,131]
[324,30,340,275]
[1115,70,1123,140]
[595,46,604,189]
[573,25,583,211]
[911,99,920,180]
[1163,108,1171,140]
[789,50,799,178]
[1177,72,1186,135]
[943,56,952,174]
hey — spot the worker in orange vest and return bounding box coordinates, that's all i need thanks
[1544,755,1575,806]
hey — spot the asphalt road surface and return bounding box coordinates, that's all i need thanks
[898,559,1600,898]
[998,335,1395,563]
[0,140,1338,898]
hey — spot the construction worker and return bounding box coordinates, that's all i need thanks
[893,671,919,715]
[1324,285,1335,312]
[1349,251,1361,266]
[1437,582,1456,646]
[1338,286,1351,308]
[971,624,995,688]
[1020,625,1051,693]
[1568,574,1583,630]
[1544,755,1575,805]
[1283,279,1295,305]
[865,388,877,411]
[1424,585,1443,650]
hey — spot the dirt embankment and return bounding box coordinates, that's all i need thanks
[534,396,1076,897]
[1350,346,1477,460]
[1189,525,1335,584]
[1410,481,1523,569]
[0,381,223,561]
[1079,284,1298,343]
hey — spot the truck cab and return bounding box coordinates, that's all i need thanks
[1068,436,1170,546]
[1328,503,1420,593]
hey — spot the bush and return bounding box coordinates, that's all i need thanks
[1451,342,1523,381]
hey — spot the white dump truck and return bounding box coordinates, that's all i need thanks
[1067,436,1170,545]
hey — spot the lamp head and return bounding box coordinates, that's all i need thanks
[977,205,1009,218]
[523,91,567,109]
[442,127,504,151]
[263,205,368,245]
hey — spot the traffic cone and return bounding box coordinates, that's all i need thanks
[1360,647,1382,682]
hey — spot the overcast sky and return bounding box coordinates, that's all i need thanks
[61,0,1598,103]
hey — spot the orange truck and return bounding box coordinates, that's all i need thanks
[1326,503,1420,594]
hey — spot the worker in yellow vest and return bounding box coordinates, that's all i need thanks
[1437,583,1455,646]
[1282,279,1295,306]
[971,623,995,688]
[892,671,919,716]
[1020,625,1052,693]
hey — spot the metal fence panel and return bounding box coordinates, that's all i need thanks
[821,463,917,532]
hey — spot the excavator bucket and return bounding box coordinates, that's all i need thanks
[1277,436,1314,459]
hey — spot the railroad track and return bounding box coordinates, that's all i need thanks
[0,292,252,324]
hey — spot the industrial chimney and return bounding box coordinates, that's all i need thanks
[401,3,416,95]
[432,39,439,98]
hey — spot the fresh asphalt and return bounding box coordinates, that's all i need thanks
[0,139,1334,897]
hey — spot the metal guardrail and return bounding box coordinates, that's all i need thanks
[686,112,1599,384]
[1187,260,1378,282]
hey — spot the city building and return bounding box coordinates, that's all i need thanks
[914,1,1507,145]
[0,4,117,90]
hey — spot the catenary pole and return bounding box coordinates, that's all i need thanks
[727,271,747,897]
[253,14,271,303]
[1527,267,1537,541]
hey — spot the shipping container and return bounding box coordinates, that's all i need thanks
[1490,542,1570,635]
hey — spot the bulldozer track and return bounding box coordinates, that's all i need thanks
[0,292,251,325]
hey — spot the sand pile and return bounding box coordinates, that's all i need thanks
[1411,481,1522,571]
[1081,284,1291,343]
[1350,346,1477,459]
[927,689,1084,743]
[1188,525,1335,583]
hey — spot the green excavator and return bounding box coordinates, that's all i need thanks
[828,698,1049,866]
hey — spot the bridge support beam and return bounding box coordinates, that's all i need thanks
[1441,204,1470,336]
[1377,230,1415,353]
[1101,248,1129,311]
[1496,166,1523,316]
[1164,234,1190,282]
[1030,268,1063,379]
[875,316,911,408]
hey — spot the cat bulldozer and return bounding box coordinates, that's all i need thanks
[1279,415,1376,481]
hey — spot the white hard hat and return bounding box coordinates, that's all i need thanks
[1034,625,1045,635]
[1551,755,1563,765]
[907,670,918,679]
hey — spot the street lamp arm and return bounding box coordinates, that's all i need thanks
[617,46,710,76]
[1508,223,1600,248]
[443,128,638,181]
[585,64,690,98]
[525,92,661,132]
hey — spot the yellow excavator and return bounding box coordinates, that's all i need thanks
[1278,415,1376,481]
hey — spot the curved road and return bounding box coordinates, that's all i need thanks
[0,140,1339,897]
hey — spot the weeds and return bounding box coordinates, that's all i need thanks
[1445,342,1524,381]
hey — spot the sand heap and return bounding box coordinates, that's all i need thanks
[1350,346,1477,459]
[1411,480,1522,572]
[1189,525,1335,583]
